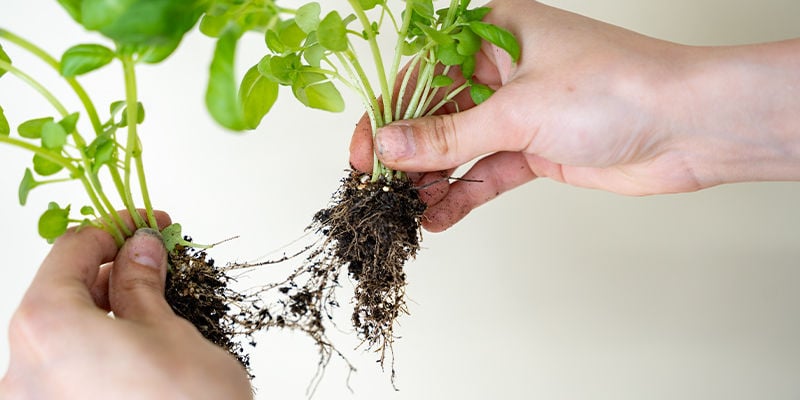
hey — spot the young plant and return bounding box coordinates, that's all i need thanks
[225,0,520,383]
[0,0,275,375]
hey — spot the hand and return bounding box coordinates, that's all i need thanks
[0,212,252,400]
[350,0,800,232]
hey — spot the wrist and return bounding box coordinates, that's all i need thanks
[665,39,800,188]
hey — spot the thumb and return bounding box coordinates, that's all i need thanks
[109,228,173,323]
[374,100,525,172]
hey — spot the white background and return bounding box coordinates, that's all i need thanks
[1,0,800,399]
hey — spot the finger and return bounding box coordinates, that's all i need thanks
[109,228,173,323]
[90,263,113,312]
[373,88,528,173]
[349,112,374,173]
[422,152,537,232]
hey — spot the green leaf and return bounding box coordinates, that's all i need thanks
[303,43,325,67]
[318,11,348,52]
[0,106,9,136]
[292,71,345,112]
[118,102,145,127]
[87,133,114,173]
[161,223,183,252]
[199,13,228,38]
[80,0,205,61]
[436,42,465,66]
[33,153,64,176]
[58,112,80,134]
[18,168,39,206]
[258,53,301,86]
[431,75,454,88]
[80,205,95,216]
[56,0,83,22]
[415,22,453,46]
[468,21,520,62]
[296,2,321,34]
[38,202,70,241]
[359,0,380,10]
[469,83,494,105]
[239,65,278,129]
[265,30,286,54]
[206,30,247,131]
[18,117,54,139]
[60,44,116,77]
[0,44,10,79]
[278,20,307,52]
[453,26,481,56]
[411,0,435,20]
[41,121,68,150]
[463,7,491,22]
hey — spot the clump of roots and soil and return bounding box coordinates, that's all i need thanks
[163,170,425,390]
[240,170,426,385]
[165,243,271,377]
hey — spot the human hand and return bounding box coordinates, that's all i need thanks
[0,212,252,400]
[350,0,800,231]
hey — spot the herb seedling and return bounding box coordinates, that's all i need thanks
[225,0,520,384]
[0,0,276,375]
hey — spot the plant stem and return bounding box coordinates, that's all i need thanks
[0,30,104,135]
[347,0,392,125]
[120,55,154,229]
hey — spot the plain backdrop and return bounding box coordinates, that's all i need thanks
[1,0,799,399]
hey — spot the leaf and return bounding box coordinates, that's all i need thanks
[318,11,348,52]
[359,0,381,10]
[239,65,279,129]
[436,42,465,66]
[58,112,80,134]
[56,0,82,22]
[118,102,145,127]
[41,121,68,150]
[87,133,114,173]
[431,75,454,88]
[463,6,491,22]
[469,83,494,105]
[468,21,520,62]
[18,168,39,206]
[415,22,453,46]
[161,223,183,252]
[0,44,10,79]
[292,71,345,112]
[0,106,9,136]
[411,0,435,21]
[60,44,116,77]
[33,153,64,176]
[296,2,321,34]
[199,13,228,38]
[206,30,247,131]
[80,0,205,59]
[38,202,70,241]
[278,20,308,52]
[453,26,481,56]
[80,205,95,216]
[303,43,325,67]
[258,53,301,85]
[18,117,54,139]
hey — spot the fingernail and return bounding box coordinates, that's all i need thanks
[376,124,415,161]
[128,228,165,270]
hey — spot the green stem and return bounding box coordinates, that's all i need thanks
[388,0,415,109]
[0,29,104,135]
[0,60,69,116]
[347,0,392,124]
[0,136,124,243]
[119,56,152,229]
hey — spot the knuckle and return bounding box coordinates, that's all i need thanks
[426,114,458,157]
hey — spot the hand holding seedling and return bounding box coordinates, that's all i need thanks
[350,0,800,231]
[0,211,252,400]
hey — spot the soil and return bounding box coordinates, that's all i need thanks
[165,243,266,377]
[162,170,426,387]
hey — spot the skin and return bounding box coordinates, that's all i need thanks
[350,0,800,232]
[0,211,252,400]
